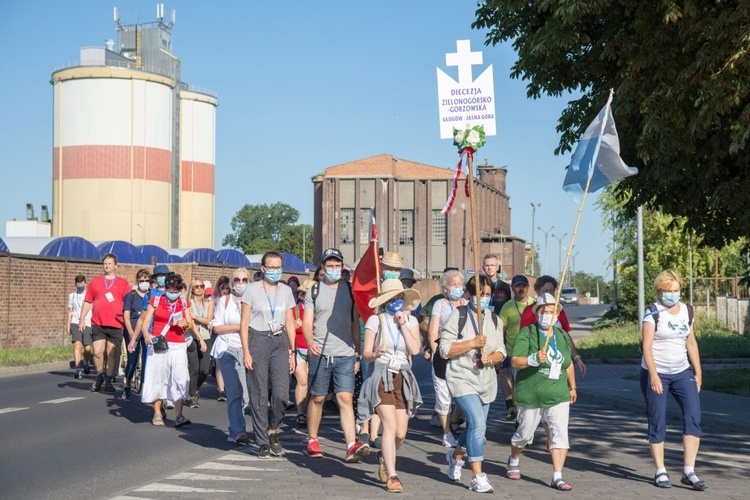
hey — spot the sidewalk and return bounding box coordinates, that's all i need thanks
[579,362,750,435]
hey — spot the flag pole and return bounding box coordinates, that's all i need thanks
[466,151,484,339]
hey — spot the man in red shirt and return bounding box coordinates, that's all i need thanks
[79,253,132,392]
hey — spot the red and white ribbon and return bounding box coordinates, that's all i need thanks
[441,148,473,215]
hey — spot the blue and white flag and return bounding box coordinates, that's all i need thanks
[562,93,638,202]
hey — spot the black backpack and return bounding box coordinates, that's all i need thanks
[432,306,499,380]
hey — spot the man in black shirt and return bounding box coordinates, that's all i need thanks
[482,254,512,314]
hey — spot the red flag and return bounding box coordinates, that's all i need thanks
[352,210,380,322]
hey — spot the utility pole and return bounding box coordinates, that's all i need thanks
[551,232,567,280]
[538,225,555,275]
[572,251,580,287]
[530,202,540,275]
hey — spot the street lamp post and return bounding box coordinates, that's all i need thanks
[551,232,568,279]
[572,251,580,287]
[530,203,540,274]
[538,225,555,275]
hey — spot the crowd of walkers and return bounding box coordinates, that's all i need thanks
[67,251,708,493]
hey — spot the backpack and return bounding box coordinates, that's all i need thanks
[432,306,499,380]
[310,280,355,320]
[640,302,694,353]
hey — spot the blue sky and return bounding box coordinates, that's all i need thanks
[0,1,617,279]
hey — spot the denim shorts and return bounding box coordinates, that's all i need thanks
[308,354,356,396]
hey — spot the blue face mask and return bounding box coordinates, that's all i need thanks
[166,291,180,302]
[383,271,400,281]
[661,291,680,307]
[325,268,341,282]
[472,296,491,311]
[265,269,283,283]
[385,298,405,315]
[76,285,85,293]
[448,287,464,300]
[156,276,166,287]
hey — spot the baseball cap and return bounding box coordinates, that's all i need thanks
[511,275,529,287]
[152,264,170,276]
[321,248,344,263]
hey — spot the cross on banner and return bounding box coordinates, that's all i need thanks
[445,40,483,85]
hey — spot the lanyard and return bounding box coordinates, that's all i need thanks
[536,324,558,357]
[263,283,278,320]
[384,314,400,352]
[103,276,115,291]
[192,298,206,318]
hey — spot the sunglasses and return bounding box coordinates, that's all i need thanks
[193,284,204,289]
[233,277,250,284]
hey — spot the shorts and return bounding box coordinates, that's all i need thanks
[308,354,356,396]
[70,324,92,346]
[377,371,406,410]
[91,325,124,345]
[512,402,570,450]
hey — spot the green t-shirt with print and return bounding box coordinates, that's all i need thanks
[498,297,535,353]
[512,325,572,408]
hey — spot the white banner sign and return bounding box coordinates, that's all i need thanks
[437,40,496,139]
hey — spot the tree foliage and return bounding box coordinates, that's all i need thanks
[473,1,750,247]
[222,203,310,256]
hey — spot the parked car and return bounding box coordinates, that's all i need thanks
[560,287,579,305]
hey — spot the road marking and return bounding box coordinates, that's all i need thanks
[0,407,29,415]
[166,472,260,481]
[111,496,154,500]
[135,483,236,493]
[214,452,284,462]
[194,461,282,472]
[39,397,86,404]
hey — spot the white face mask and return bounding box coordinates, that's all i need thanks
[538,313,555,330]
[233,283,247,296]
[138,281,149,292]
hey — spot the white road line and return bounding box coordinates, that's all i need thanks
[0,407,30,415]
[193,462,282,472]
[166,472,260,481]
[135,483,236,493]
[214,452,284,462]
[39,397,86,404]
[110,496,156,500]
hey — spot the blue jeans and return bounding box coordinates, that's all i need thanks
[123,329,147,386]
[454,394,490,462]
[218,346,247,436]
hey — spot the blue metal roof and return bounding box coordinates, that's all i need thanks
[138,244,183,264]
[216,248,250,267]
[40,236,99,260]
[0,236,7,252]
[97,240,151,264]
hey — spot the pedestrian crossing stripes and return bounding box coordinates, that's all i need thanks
[0,407,29,415]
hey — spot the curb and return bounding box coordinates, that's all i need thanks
[0,361,69,378]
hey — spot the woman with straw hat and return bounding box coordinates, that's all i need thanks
[358,278,423,493]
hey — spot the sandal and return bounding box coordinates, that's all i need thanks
[551,478,572,491]
[506,468,521,480]
[152,415,164,426]
[680,472,707,491]
[653,472,671,488]
[297,414,307,428]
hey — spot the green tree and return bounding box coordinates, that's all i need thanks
[278,224,314,262]
[222,203,301,255]
[473,1,750,247]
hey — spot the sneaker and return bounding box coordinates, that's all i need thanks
[74,369,82,379]
[227,431,250,446]
[359,432,370,445]
[680,472,708,491]
[370,437,381,449]
[122,386,131,399]
[165,400,175,410]
[174,415,191,428]
[442,433,458,448]
[269,434,284,456]
[217,391,227,402]
[470,473,494,493]
[83,361,91,375]
[385,475,404,493]
[257,445,272,459]
[306,439,324,457]
[446,450,464,481]
[346,440,371,463]
[103,380,116,393]
[430,412,441,427]
[90,373,104,392]
[377,451,388,483]
[189,395,200,409]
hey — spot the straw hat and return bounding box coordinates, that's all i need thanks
[381,251,403,268]
[298,279,315,294]
[533,292,563,314]
[368,278,421,311]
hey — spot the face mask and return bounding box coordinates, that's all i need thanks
[448,287,464,301]
[383,271,400,281]
[538,313,555,330]
[661,292,680,307]
[166,291,180,302]
[385,298,405,315]
[233,283,247,296]
[138,282,149,292]
[156,276,166,287]
[76,285,85,293]
[472,296,491,311]
[325,268,341,282]
[265,269,283,283]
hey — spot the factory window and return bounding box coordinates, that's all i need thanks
[359,210,372,243]
[399,210,414,245]
[340,209,355,244]
[432,210,446,245]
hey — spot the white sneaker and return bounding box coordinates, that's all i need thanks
[446,450,464,481]
[442,433,458,448]
[470,473,494,493]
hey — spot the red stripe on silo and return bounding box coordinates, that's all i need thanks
[181,161,215,194]
[52,145,172,182]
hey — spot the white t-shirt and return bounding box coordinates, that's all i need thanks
[210,294,243,350]
[68,291,92,327]
[364,313,418,365]
[431,297,466,335]
[641,302,692,375]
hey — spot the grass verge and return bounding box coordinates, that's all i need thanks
[0,345,71,367]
